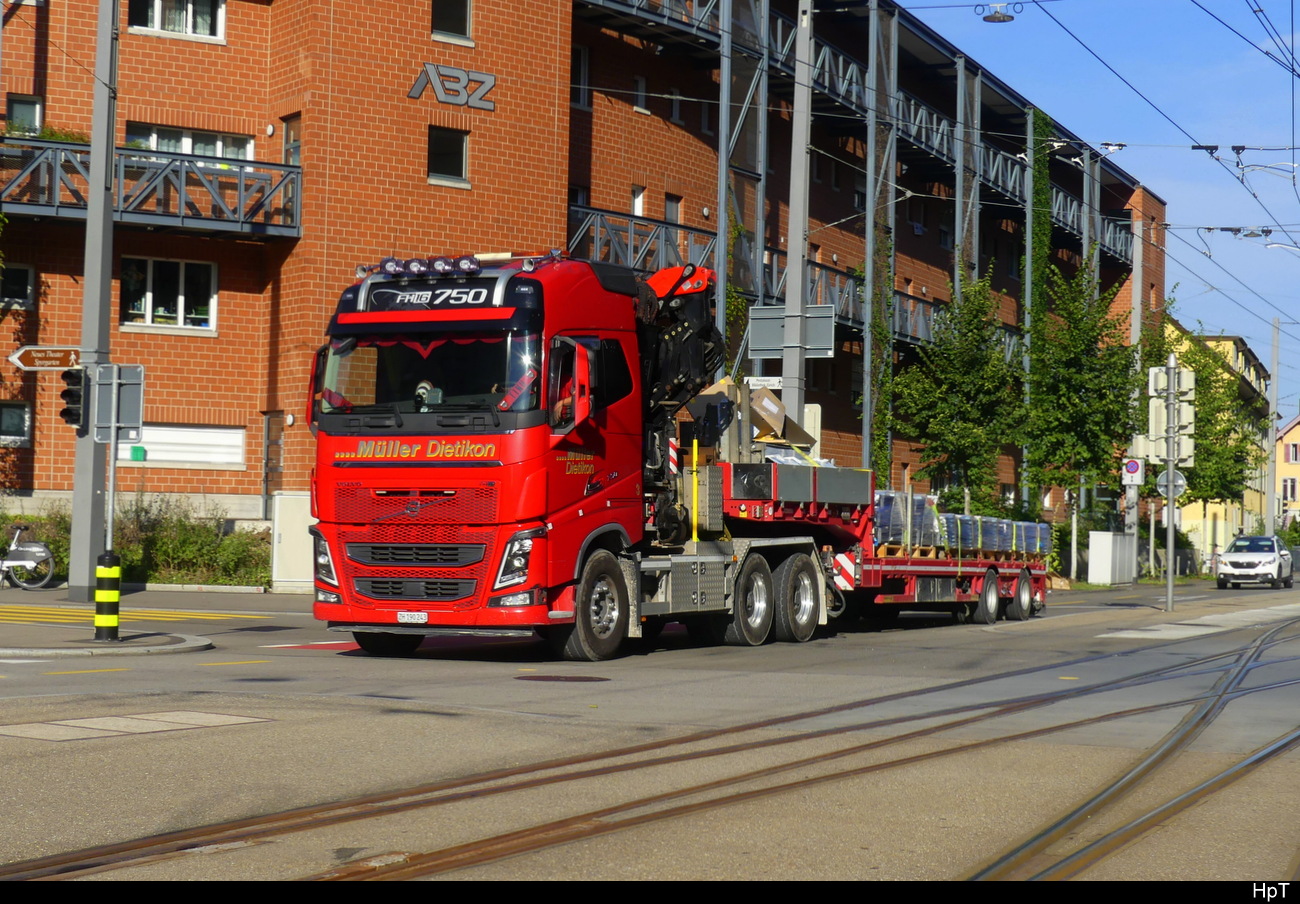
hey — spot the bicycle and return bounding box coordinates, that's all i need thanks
[2,524,54,590]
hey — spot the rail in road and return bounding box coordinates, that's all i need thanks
[3,614,1298,880]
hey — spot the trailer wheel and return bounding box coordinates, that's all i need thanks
[1007,570,1033,621]
[724,552,774,645]
[973,569,1000,625]
[773,553,819,643]
[553,549,628,662]
[352,632,424,657]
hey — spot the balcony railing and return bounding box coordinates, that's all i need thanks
[0,138,302,237]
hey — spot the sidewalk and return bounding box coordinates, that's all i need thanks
[0,583,305,659]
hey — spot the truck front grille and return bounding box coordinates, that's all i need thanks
[346,543,484,566]
[354,578,476,601]
[334,524,495,612]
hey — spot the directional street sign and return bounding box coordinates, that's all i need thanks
[7,346,82,371]
[1157,469,1187,500]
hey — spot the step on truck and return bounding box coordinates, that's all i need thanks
[308,252,1049,660]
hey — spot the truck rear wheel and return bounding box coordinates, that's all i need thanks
[723,553,773,645]
[1007,570,1033,621]
[773,553,819,643]
[352,632,424,656]
[553,549,628,662]
[973,569,1000,625]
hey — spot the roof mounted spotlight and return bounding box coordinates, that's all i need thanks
[977,3,1019,23]
[404,258,431,276]
[454,255,482,275]
[431,257,456,275]
[379,258,405,276]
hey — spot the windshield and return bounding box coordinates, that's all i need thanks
[1227,537,1276,554]
[320,331,541,415]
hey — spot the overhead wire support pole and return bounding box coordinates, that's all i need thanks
[781,0,814,422]
[1165,352,1176,613]
[71,0,119,606]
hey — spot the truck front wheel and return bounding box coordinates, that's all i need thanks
[553,549,628,662]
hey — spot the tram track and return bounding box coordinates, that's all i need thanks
[4,617,1298,881]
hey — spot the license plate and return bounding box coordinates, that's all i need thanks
[396,611,428,624]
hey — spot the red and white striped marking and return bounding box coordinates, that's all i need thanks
[667,438,679,475]
[833,553,856,590]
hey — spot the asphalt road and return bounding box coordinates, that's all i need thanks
[0,581,1297,880]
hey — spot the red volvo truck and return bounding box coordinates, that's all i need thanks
[309,252,1048,660]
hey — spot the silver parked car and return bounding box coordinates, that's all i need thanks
[1216,536,1294,589]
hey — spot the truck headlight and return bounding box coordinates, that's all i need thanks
[312,531,339,586]
[494,527,546,590]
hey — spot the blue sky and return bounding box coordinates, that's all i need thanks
[900,0,1300,414]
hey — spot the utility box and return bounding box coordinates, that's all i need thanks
[1088,530,1138,585]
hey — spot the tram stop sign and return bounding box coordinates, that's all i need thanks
[1157,469,1187,500]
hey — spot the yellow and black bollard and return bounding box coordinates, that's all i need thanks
[94,551,121,642]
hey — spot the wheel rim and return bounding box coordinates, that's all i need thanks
[792,571,815,625]
[982,575,998,619]
[587,576,619,639]
[743,572,770,629]
[1018,577,1031,614]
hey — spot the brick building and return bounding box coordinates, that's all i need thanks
[0,1,1165,553]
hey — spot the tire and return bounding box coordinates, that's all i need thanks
[772,553,819,643]
[1007,570,1033,621]
[952,603,975,624]
[723,552,774,645]
[8,543,54,589]
[352,632,424,656]
[972,569,1000,625]
[1216,577,1228,590]
[1286,571,1294,589]
[1274,569,1285,590]
[553,549,628,661]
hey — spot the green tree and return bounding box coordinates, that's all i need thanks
[893,274,1022,512]
[1025,264,1138,491]
[1177,332,1267,508]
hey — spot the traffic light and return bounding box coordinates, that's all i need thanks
[59,367,88,430]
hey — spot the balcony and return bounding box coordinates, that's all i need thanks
[0,138,302,238]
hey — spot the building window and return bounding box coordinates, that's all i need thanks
[1,264,35,309]
[571,47,591,109]
[701,102,714,136]
[0,402,32,448]
[126,122,251,160]
[128,0,223,39]
[665,193,682,224]
[668,89,683,125]
[632,76,649,114]
[120,258,216,330]
[631,185,645,217]
[1287,442,1299,463]
[431,0,470,40]
[281,115,301,166]
[5,95,41,136]
[427,127,468,186]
